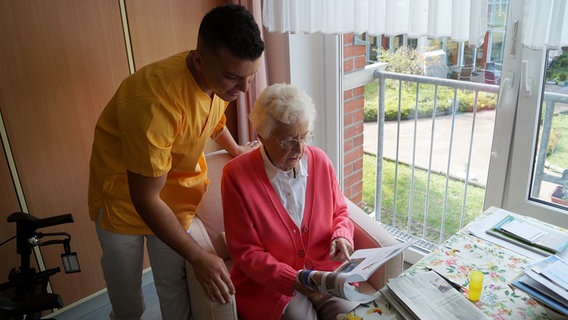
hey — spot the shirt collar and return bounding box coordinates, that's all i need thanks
[260,146,307,180]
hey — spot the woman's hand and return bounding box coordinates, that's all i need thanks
[329,237,353,261]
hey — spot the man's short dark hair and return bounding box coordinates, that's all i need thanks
[198,4,264,60]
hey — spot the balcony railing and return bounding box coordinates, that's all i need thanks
[370,71,499,253]
[367,71,568,256]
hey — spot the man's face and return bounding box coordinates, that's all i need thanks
[197,47,260,101]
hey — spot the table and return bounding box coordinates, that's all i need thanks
[338,207,564,320]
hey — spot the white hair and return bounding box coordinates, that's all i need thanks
[249,83,316,138]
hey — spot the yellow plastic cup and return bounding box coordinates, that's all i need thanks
[468,270,484,302]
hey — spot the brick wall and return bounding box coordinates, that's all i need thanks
[342,33,366,206]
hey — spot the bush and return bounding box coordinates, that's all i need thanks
[379,47,426,75]
[547,49,568,82]
[363,46,498,122]
[363,82,497,122]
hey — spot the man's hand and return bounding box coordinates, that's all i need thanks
[329,237,353,262]
[233,140,261,156]
[190,251,235,304]
[214,127,261,157]
[126,171,235,303]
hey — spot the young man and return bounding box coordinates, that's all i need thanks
[88,4,264,319]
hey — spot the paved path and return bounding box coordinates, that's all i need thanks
[364,110,496,186]
[363,84,568,194]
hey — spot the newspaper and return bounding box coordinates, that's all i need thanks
[383,271,489,320]
[296,241,413,303]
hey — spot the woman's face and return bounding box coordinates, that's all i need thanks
[261,121,311,171]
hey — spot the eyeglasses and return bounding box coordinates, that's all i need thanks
[274,132,313,150]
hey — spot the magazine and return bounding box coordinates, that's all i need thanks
[509,255,568,316]
[296,241,414,302]
[485,215,568,255]
[383,271,489,320]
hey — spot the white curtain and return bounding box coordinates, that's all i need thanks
[262,0,488,46]
[522,0,568,49]
[232,0,268,144]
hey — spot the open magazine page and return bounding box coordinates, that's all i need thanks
[297,241,414,303]
[385,271,489,320]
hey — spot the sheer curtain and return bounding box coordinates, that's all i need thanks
[263,0,488,45]
[522,0,568,49]
[232,0,268,144]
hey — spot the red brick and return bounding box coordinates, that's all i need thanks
[344,162,354,176]
[343,187,353,198]
[344,45,366,58]
[344,146,364,164]
[349,180,363,195]
[344,125,359,140]
[353,86,365,97]
[344,124,363,139]
[344,113,354,126]
[343,33,354,45]
[354,56,366,69]
[344,59,353,73]
[353,109,364,123]
[344,97,364,113]
[352,158,363,171]
[344,170,363,188]
[353,134,364,147]
[349,188,363,203]
[344,139,353,152]
[342,33,368,199]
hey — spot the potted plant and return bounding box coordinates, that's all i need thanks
[551,183,568,207]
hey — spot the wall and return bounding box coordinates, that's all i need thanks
[342,34,367,205]
[0,0,222,308]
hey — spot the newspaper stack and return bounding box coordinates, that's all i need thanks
[381,271,489,320]
[510,255,568,317]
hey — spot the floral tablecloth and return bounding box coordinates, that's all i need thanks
[337,213,557,320]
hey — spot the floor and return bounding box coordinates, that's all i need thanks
[47,271,161,320]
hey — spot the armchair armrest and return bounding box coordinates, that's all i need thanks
[346,198,403,289]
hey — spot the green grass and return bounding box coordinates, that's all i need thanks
[361,75,568,243]
[547,113,568,169]
[362,154,486,243]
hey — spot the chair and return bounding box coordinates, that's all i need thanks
[186,150,403,319]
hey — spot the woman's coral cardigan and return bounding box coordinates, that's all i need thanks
[221,146,354,320]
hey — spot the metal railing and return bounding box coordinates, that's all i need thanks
[371,71,499,251]
[533,92,568,198]
[368,71,568,252]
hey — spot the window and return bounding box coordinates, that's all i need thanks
[485,0,568,227]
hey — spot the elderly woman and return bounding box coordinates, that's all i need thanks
[221,83,359,320]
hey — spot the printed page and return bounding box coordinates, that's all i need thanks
[500,219,548,243]
[335,241,415,279]
[386,271,489,320]
[297,240,414,302]
[469,209,568,260]
[542,258,568,291]
[523,268,568,301]
[527,255,568,300]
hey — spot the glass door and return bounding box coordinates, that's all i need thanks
[486,0,568,227]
